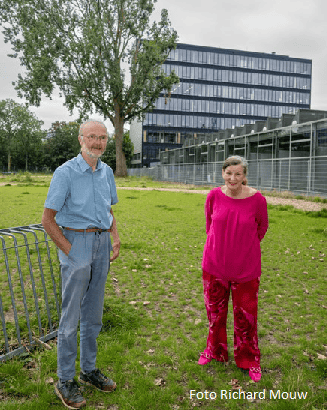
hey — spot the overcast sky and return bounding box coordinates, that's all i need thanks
[0,0,326,133]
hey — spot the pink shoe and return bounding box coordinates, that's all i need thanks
[198,352,212,365]
[249,367,261,382]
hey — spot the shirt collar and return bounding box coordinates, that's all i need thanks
[77,153,104,172]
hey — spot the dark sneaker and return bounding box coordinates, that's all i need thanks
[54,379,86,409]
[78,368,116,392]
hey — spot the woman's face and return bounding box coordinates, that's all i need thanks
[222,164,246,191]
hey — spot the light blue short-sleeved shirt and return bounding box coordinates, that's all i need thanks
[44,154,118,229]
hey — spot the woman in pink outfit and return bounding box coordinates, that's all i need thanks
[199,156,268,383]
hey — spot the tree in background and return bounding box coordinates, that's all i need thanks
[0,99,44,172]
[43,121,81,170]
[11,128,45,170]
[102,130,134,172]
[0,0,179,176]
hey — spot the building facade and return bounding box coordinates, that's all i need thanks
[130,43,312,167]
[129,109,327,197]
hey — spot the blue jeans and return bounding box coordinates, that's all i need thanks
[57,229,112,381]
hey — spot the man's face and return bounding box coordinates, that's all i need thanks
[78,122,108,159]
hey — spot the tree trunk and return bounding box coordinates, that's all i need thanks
[25,135,29,171]
[114,112,128,177]
[7,151,11,172]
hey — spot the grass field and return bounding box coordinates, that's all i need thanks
[1,171,327,203]
[0,180,326,410]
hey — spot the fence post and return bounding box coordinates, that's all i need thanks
[0,295,9,354]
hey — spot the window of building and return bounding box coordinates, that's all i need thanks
[203,51,208,64]
[219,54,226,66]
[148,133,157,143]
[276,59,281,71]
[262,58,267,70]
[226,118,232,128]
[279,60,285,72]
[192,50,198,63]
[306,63,312,75]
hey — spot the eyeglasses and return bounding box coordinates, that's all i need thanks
[85,135,108,141]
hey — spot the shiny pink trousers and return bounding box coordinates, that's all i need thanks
[202,270,260,369]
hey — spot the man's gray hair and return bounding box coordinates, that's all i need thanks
[79,119,108,138]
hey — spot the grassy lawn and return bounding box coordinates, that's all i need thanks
[0,181,326,410]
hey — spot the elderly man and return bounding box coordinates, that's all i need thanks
[42,119,120,409]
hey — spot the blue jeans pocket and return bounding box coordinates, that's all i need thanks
[64,230,80,261]
[67,238,75,259]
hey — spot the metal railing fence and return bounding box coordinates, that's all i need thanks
[0,224,61,362]
[128,155,327,197]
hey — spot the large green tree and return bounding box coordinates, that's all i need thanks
[43,121,81,170]
[102,130,134,172]
[0,0,179,176]
[0,99,44,172]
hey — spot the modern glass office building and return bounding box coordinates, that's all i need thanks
[130,43,312,167]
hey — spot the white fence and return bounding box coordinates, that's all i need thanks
[128,155,327,197]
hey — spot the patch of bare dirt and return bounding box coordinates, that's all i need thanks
[0,182,17,186]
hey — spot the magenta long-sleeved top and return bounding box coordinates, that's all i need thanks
[202,187,269,283]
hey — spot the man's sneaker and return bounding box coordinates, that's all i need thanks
[78,368,116,392]
[54,379,86,409]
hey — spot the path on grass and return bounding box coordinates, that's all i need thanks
[117,187,327,212]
